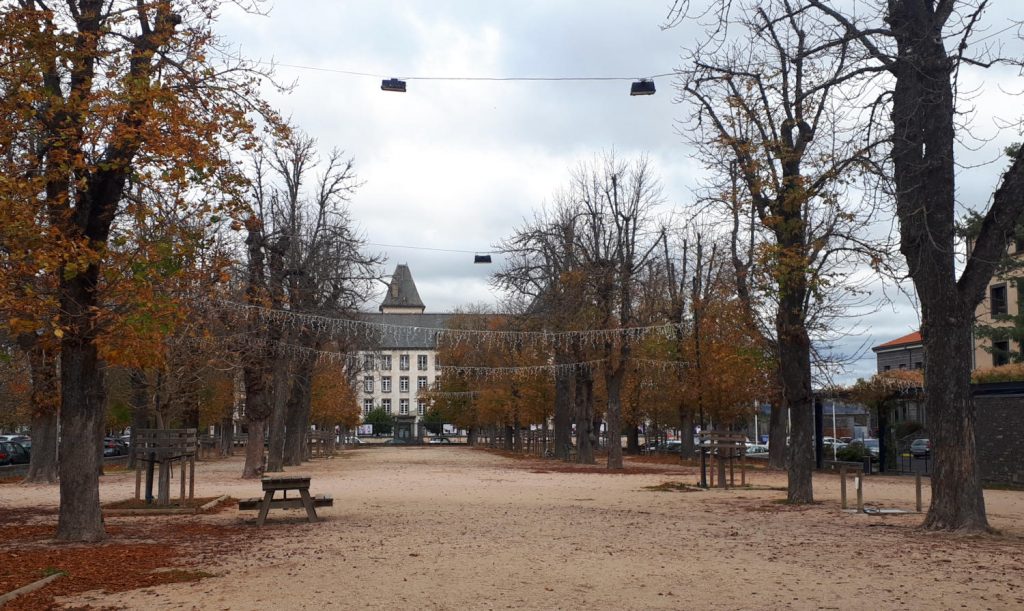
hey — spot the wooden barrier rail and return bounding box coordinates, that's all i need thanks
[132,428,197,506]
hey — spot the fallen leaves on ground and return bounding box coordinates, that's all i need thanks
[0,506,248,610]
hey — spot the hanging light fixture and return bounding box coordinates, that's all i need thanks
[381,78,407,92]
[474,254,492,264]
[630,79,656,96]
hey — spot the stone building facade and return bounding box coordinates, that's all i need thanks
[356,264,449,436]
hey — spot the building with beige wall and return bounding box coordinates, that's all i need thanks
[356,264,449,436]
[973,243,1024,369]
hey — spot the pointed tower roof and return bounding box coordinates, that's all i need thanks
[379,264,426,313]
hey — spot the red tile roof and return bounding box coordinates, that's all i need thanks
[872,331,922,351]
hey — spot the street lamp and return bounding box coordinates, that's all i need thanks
[630,79,656,96]
[381,78,407,92]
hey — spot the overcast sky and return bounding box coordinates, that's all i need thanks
[216,1,1024,384]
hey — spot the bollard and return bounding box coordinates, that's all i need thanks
[856,475,863,512]
[916,473,923,513]
[840,466,848,509]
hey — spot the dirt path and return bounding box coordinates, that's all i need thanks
[7,447,1024,610]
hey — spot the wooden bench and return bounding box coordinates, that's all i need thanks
[238,475,333,527]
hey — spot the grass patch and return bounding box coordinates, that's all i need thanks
[644,481,704,493]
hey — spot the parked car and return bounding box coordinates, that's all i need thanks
[910,438,931,458]
[0,434,30,445]
[341,436,363,445]
[848,438,879,458]
[384,437,411,445]
[0,441,31,466]
[428,437,452,444]
[745,442,769,455]
[103,437,128,457]
[658,440,683,453]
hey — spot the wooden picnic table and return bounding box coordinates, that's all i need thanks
[237,475,332,527]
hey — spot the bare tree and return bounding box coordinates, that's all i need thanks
[796,0,1024,532]
[674,0,887,502]
[240,129,381,474]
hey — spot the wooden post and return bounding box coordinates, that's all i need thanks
[158,459,170,505]
[134,457,142,501]
[840,466,847,509]
[915,473,923,513]
[855,475,863,512]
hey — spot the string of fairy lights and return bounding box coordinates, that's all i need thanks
[216,299,688,350]
[175,300,696,378]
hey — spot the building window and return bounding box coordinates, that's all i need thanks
[399,354,410,370]
[417,400,426,416]
[883,365,891,371]
[914,361,923,370]
[399,399,409,415]
[400,376,410,392]
[363,399,373,415]
[363,376,373,393]
[993,340,1011,367]
[363,355,374,371]
[380,354,392,370]
[417,354,428,370]
[417,376,428,390]
[381,376,392,393]
[382,399,392,414]
[991,284,1008,316]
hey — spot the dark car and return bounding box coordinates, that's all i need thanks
[910,438,931,458]
[103,437,128,457]
[384,437,410,445]
[0,441,31,466]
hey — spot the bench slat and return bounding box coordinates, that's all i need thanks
[238,494,332,511]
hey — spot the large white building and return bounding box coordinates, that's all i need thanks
[357,264,449,437]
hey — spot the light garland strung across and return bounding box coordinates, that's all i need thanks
[424,391,480,399]
[215,299,684,349]
[439,359,606,380]
[172,334,364,368]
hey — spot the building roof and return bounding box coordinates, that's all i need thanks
[872,331,923,352]
[379,264,425,313]
[358,313,451,350]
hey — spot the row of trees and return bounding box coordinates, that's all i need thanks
[0,0,379,542]
[2,0,1019,540]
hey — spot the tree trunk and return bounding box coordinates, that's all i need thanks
[768,392,787,469]
[241,357,271,479]
[126,368,149,470]
[265,356,290,472]
[553,354,573,460]
[574,369,595,464]
[604,361,625,469]
[56,276,107,542]
[219,415,234,457]
[625,421,640,454]
[503,423,514,451]
[779,294,814,503]
[284,354,315,466]
[21,339,59,484]
[679,404,694,457]
[243,418,266,479]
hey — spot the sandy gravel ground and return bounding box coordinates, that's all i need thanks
[8,446,1024,610]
